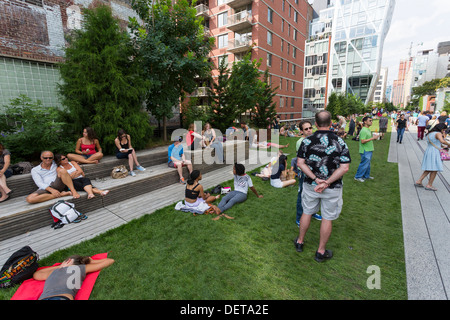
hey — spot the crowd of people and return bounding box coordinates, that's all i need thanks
[2,109,449,264]
[0,127,145,203]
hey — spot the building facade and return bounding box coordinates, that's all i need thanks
[197,0,310,121]
[371,66,387,103]
[302,0,395,115]
[391,58,412,108]
[302,0,333,117]
[327,0,395,104]
[0,0,139,111]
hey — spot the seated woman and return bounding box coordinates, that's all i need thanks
[337,127,347,139]
[55,154,109,199]
[177,170,221,215]
[114,129,146,177]
[67,127,103,164]
[214,163,263,220]
[33,255,114,300]
[0,143,13,202]
[186,123,204,151]
[270,154,296,188]
[202,122,224,163]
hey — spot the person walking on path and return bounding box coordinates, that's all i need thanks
[378,113,388,139]
[416,112,429,141]
[395,113,408,144]
[293,111,351,262]
[414,123,450,191]
[354,116,378,182]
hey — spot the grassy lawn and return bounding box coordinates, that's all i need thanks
[0,121,407,300]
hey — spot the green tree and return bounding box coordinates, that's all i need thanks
[207,58,237,132]
[251,69,278,129]
[228,53,262,117]
[58,4,152,154]
[130,0,214,140]
[0,95,73,162]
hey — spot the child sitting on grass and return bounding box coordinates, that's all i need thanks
[214,163,263,220]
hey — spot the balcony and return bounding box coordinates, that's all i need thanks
[227,11,252,32]
[227,36,252,54]
[195,4,209,18]
[190,87,210,97]
[224,0,253,9]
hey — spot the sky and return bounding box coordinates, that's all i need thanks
[382,0,450,86]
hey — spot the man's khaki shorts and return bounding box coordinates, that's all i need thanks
[301,182,343,221]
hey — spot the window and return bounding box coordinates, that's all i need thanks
[292,64,296,75]
[218,12,228,28]
[267,53,272,67]
[282,0,285,11]
[291,81,295,92]
[280,59,283,71]
[268,8,273,23]
[293,47,297,59]
[267,31,273,46]
[293,29,297,41]
[291,97,295,108]
[218,34,228,48]
[294,11,298,23]
[218,55,228,66]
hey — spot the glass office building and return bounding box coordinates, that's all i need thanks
[328,0,395,104]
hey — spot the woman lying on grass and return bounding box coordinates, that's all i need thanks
[33,255,114,300]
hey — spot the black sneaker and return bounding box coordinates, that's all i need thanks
[314,249,333,262]
[293,238,304,252]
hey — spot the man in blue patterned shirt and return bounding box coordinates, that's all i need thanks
[293,111,351,262]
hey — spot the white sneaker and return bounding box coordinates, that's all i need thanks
[354,177,365,182]
[130,171,136,177]
[136,165,146,171]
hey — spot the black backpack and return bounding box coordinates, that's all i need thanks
[0,246,39,289]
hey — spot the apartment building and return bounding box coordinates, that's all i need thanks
[391,58,412,108]
[194,0,311,120]
[371,67,388,103]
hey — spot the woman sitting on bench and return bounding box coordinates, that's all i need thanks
[67,127,104,164]
[55,154,109,199]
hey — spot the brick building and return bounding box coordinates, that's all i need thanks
[192,0,311,121]
[0,0,139,110]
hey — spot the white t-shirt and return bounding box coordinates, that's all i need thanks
[234,174,253,194]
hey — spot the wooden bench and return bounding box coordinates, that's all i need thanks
[0,141,249,241]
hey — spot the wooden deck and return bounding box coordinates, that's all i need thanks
[0,148,274,263]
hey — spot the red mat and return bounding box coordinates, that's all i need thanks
[11,253,108,300]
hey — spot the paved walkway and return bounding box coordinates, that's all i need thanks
[388,124,450,300]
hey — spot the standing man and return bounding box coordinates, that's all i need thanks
[395,113,408,144]
[354,116,377,182]
[293,111,351,262]
[295,120,321,226]
[416,111,429,141]
[378,113,388,139]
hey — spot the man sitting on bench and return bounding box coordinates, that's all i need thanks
[168,136,193,184]
[26,151,81,204]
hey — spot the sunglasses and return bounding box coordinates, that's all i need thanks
[303,127,313,130]
[61,157,67,160]
[42,157,53,160]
